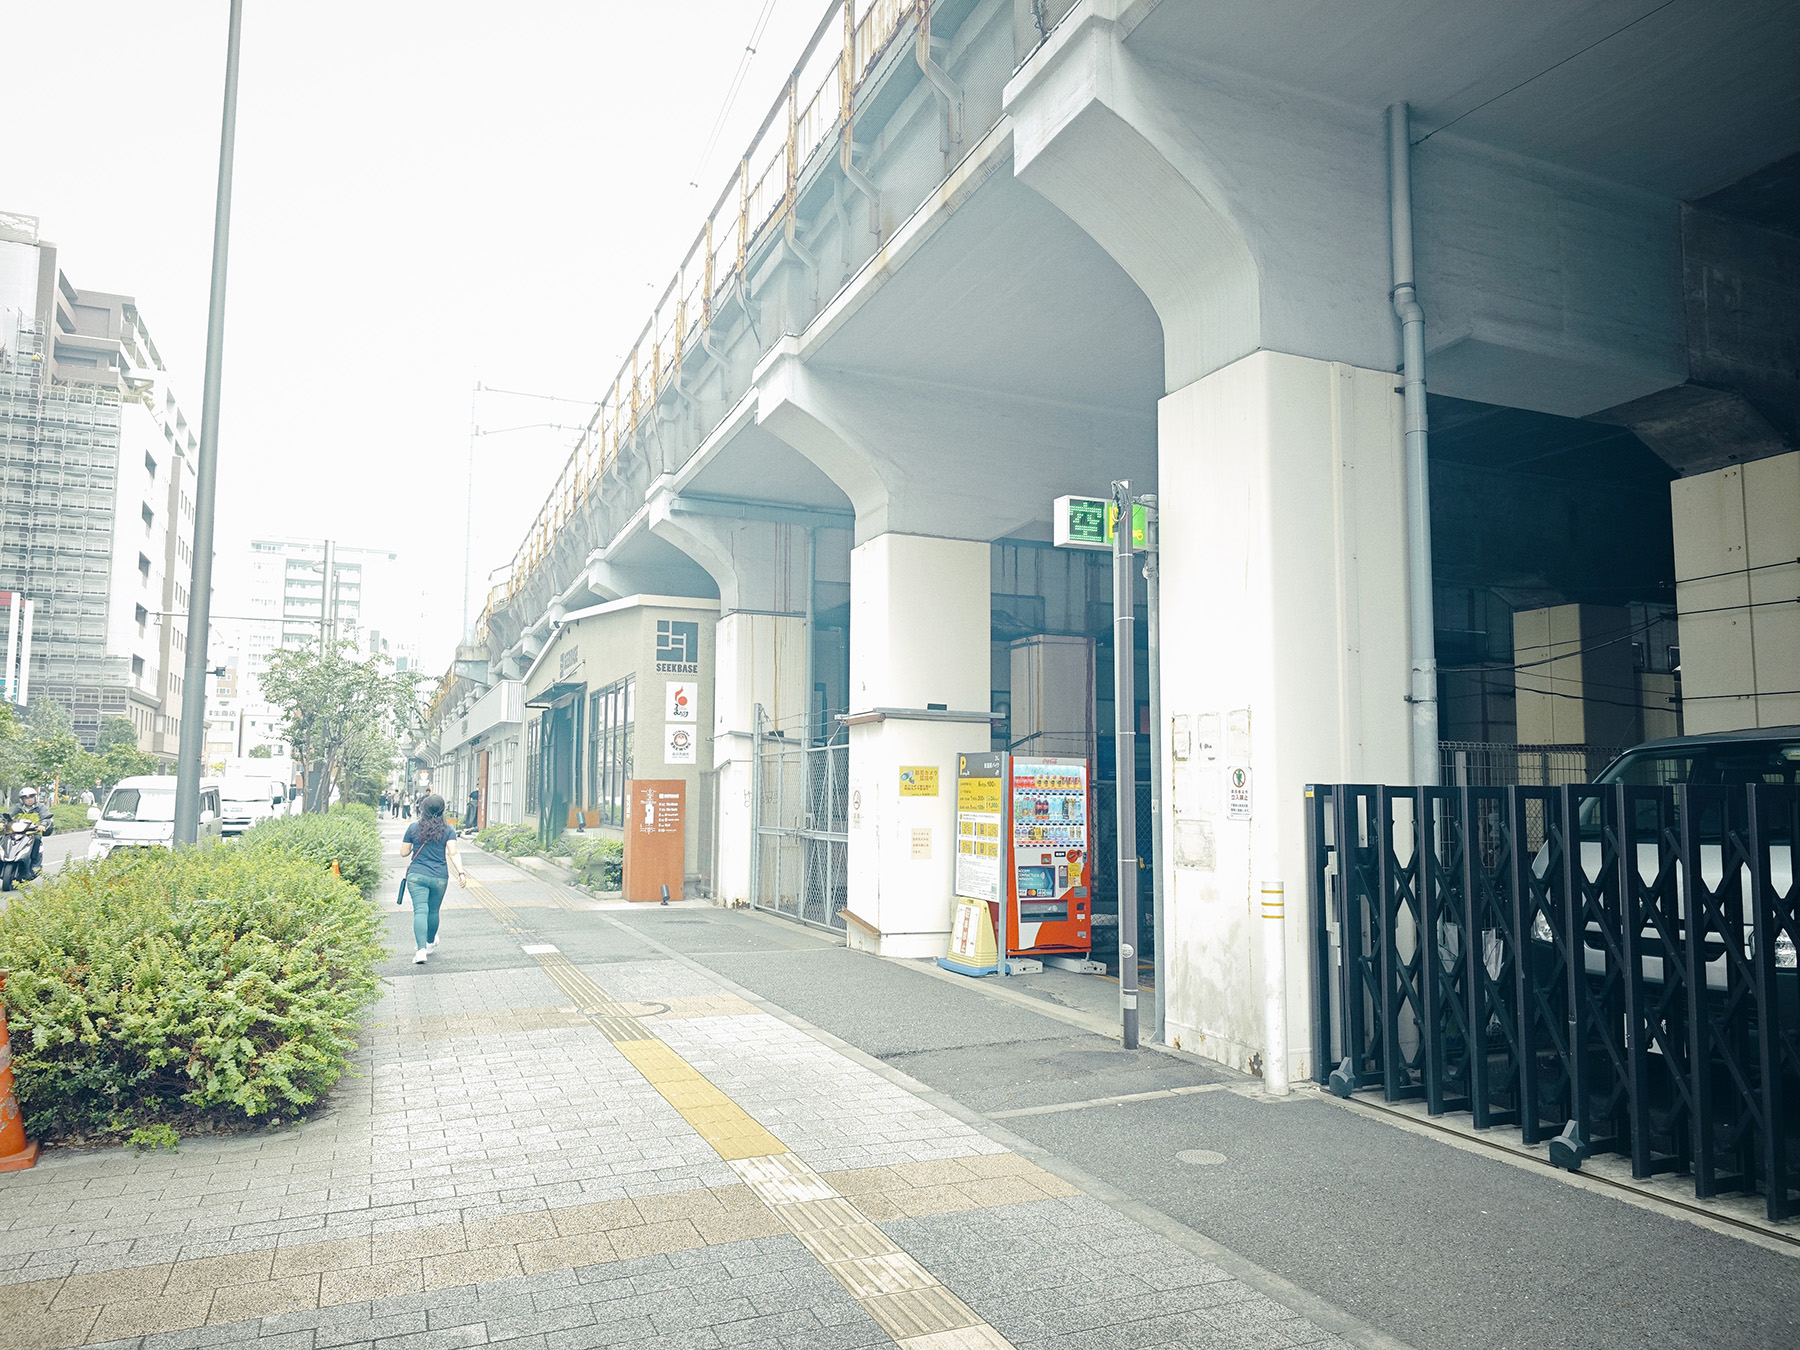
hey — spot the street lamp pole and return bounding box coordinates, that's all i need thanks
[174,0,243,848]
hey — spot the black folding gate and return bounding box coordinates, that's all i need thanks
[1306,782,1800,1221]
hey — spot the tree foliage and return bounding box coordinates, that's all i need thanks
[95,716,138,753]
[260,641,419,811]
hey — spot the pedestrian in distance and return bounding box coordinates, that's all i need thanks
[398,793,466,964]
[466,788,479,830]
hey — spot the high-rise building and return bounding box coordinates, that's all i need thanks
[0,210,200,755]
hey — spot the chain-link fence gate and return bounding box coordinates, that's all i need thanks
[751,704,848,932]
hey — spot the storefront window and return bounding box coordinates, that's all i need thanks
[525,717,542,815]
[586,674,634,827]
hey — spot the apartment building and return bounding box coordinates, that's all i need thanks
[0,210,200,755]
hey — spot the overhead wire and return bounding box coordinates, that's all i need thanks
[688,0,786,189]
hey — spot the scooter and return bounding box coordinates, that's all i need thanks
[0,815,41,891]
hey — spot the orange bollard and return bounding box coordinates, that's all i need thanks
[0,971,40,1171]
[330,859,340,876]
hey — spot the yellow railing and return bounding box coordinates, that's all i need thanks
[477,0,920,640]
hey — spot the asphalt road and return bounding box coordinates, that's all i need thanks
[593,899,1800,1350]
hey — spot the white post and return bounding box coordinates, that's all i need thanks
[1261,879,1290,1095]
[16,599,32,707]
[3,593,19,703]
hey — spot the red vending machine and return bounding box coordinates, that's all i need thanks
[1004,756,1093,960]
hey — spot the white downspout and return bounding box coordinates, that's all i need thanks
[1388,102,1439,786]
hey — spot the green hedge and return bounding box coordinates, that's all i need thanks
[50,803,92,833]
[475,822,539,857]
[242,810,383,895]
[0,843,384,1138]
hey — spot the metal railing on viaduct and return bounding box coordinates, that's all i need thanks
[472,0,1041,659]
[1306,782,1800,1222]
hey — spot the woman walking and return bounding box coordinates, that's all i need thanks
[399,793,467,964]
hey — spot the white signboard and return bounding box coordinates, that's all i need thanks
[1227,765,1253,820]
[665,724,697,765]
[665,680,697,722]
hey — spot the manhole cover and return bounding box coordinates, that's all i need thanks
[1176,1149,1227,1166]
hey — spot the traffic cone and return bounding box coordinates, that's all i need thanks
[0,971,40,1172]
[330,860,340,876]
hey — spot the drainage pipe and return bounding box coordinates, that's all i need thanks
[914,10,963,152]
[1387,102,1439,786]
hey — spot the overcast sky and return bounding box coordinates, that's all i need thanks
[1,0,826,671]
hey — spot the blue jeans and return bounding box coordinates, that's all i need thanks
[406,873,448,950]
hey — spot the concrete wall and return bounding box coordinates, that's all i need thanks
[1671,450,1800,731]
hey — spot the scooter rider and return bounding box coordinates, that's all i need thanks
[15,786,52,876]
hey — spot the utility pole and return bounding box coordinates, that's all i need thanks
[1141,494,1164,1043]
[462,382,478,640]
[318,538,336,652]
[1112,479,1140,1050]
[174,0,242,848]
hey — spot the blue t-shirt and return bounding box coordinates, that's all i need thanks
[403,821,458,878]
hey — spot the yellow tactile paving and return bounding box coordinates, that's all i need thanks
[467,869,1023,1347]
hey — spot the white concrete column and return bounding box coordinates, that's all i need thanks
[844,533,990,958]
[648,503,814,908]
[1159,351,1411,1076]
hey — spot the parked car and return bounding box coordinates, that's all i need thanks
[86,777,223,860]
[218,774,287,837]
[1531,726,1799,982]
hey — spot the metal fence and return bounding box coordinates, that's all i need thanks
[1439,741,1624,788]
[1305,782,1800,1220]
[751,706,848,932]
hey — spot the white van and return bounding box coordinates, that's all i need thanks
[218,774,287,837]
[87,777,223,860]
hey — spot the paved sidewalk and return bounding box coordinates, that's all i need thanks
[0,826,1355,1350]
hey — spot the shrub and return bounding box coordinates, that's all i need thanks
[243,810,382,894]
[50,802,92,833]
[568,836,623,890]
[0,843,384,1138]
[329,801,379,830]
[475,822,538,858]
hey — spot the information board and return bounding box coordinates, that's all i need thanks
[622,779,684,902]
[953,751,1004,903]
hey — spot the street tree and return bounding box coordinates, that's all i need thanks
[2,700,88,799]
[95,716,139,753]
[260,641,420,811]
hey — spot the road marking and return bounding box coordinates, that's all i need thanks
[464,868,1019,1346]
[987,1082,1230,1118]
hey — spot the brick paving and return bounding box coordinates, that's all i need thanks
[0,827,1354,1349]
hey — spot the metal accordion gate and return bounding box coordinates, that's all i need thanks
[1306,782,1800,1221]
[750,704,848,932]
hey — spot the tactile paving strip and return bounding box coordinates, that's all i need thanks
[468,867,1016,1346]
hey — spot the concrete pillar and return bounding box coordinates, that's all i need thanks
[1159,351,1411,1074]
[649,505,811,906]
[844,533,990,957]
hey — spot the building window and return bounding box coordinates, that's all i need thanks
[587,675,634,828]
[145,451,157,479]
[138,553,152,582]
[131,656,145,683]
[525,717,542,815]
[142,502,154,532]
[135,603,148,634]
